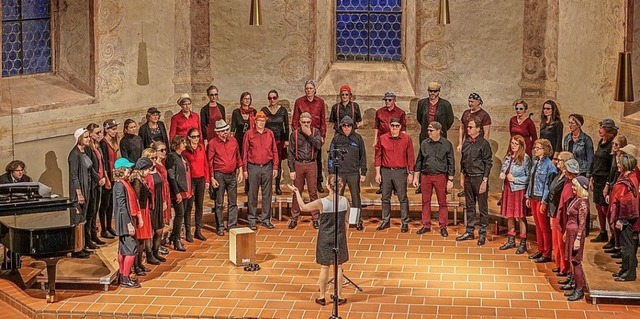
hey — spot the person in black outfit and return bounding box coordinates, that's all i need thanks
[262,89,289,195]
[166,135,191,252]
[200,85,226,146]
[120,119,144,163]
[328,85,362,133]
[0,160,32,183]
[139,107,170,148]
[68,128,102,258]
[86,123,109,247]
[98,119,119,239]
[455,117,493,246]
[328,116,367,231]
[539,100,563,158]
[590,119,617,243]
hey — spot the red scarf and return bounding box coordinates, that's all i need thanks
[240,106,256,130]
[120,179,140,222]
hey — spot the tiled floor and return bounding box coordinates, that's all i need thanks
[2,214,640,319]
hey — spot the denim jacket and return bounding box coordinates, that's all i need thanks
[525,156,557,204]
[563,131,594,176]
[500,154,531,191]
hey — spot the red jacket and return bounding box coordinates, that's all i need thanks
[610,174,639,223]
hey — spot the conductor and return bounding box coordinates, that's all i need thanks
[289,174,349,306]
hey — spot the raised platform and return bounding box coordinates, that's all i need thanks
[584,241,640,305]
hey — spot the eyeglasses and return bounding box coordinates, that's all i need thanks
[543,107,552,110]
[384,99,394,102]
[390,124,401,128]
[342,124,353,127]
[208,93,218,97]
[514,107,525,111]
[13,169,24,172]
[340,93,350,97]
[301,121,312,124]
[268,96,278,100]
[467,126,476,129]
[533,146,542,150]
[428,90,440,93]
[158,149,167,152]
[613,142,619,146]
[553,158,561,161]
[189,135,200,139]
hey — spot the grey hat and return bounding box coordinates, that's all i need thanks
[340,116,354,126]
[599,118,618,130]
[564,159,580,174]
[135,157,154,170]
[214,119,230,131]
[383,91,397,99]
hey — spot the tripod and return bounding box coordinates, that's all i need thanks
[328,273,363,292]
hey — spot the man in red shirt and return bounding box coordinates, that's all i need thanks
[208,119,243,236]
[373,91,407,194]
[243,111,279,230]
[170,93,202,141]
[293,80,327,192]
[374,118,414,233]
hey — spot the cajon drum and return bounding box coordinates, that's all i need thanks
[229,227,256,266]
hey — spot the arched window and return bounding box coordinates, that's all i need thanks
[336,0,402,62]
[2,0,52,76]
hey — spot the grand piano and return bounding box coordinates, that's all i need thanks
[0,182,83,303]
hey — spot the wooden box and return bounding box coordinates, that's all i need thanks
[229,227,256,266]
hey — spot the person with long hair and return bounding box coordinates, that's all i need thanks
[86,123,108,247]
[548,154,579,278]
[231,92,257,194]
[166,135,192,251]
[68,128,100,258]
[525,139,558,263]
[288,174,350,306]
[262,89,289,195]
[183,127,210,241]
[200,85,226,147]
[562,176,590,301]
[150,141,171,255]
[509,100,537,156]
[589,119,618,243]
[120,119,144,163]
[610,153,639,282]
[112,158,142,288]
[141,148,167,263]
[98,119,120,239]
[129,157,158,275]
[498,135,531,253]
[539,100,563,158]
[139,107,169,148]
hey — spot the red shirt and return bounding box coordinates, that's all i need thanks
[92,147,104,179]
[374,106,407,136]
[205,104,224,141]
[242,128,279,171]
[208,135,243,174]
[374,132,414,171]
[292,95,327,138]
[170,111,201,141]
[183,144,210,182]
[509,116,538,156]
[428,101,437,123]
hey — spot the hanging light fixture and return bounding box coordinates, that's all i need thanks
[249,0,262,26]
[438,0,450,25]
[614,0,634,101]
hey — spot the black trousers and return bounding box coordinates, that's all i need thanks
[620,223,639,279]
[89,186,102,236]
[339,173,361,209]
[82,186,98,246]
[184,177,205,233]
[464,175,489,235]
[98,184,113,232]
[381,168,409,224]
[214,171,239,229]
[247,163,273,224]
[316,149,324,186]
[172,199,188,241]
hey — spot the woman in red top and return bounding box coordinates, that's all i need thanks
[150,141,171,256]
[183,128,210,241]
[562,176,590,301]
[510,100,537,156]
[99,119,119,239]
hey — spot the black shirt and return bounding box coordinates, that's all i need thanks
[328,130,367,176]
[262,106,289,142]
[539,121,563,153]
[329,102,362,132]
[414,137,455,176]
[460,136,493,177]
[590,139,613,177]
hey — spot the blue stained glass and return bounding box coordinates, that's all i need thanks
[336,1,401,62]
[2,0,20,20]
[22,0,50,19]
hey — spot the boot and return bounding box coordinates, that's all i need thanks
[499,236,516,250]
[92,231,106,245]
[567,290,584,301]
[194,229,206,241]
[173,239,186,252]
[590,231,608,243]
[153,250,166,262]
[275,174,282,195]
[100,229,115,239]
[515,238,527,254]
[146,251,161,265]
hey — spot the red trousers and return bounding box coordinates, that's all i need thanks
[420,173,448,228]
[551,217,569,273]
[531,199,552,258]
[291,162,318,220]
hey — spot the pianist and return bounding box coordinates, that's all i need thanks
[0,160,33,184]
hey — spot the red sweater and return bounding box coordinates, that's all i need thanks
[183,144,210,183]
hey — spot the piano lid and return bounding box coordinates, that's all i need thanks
[0,210,78,230]
[0,197,73,216]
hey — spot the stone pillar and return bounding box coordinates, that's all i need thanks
[173,0,212,94]
[519,0,559,103]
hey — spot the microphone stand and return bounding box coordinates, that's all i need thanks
[328,148,342,319]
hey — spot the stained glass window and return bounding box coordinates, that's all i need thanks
[2,0,52,77]
[336,0,402,62]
